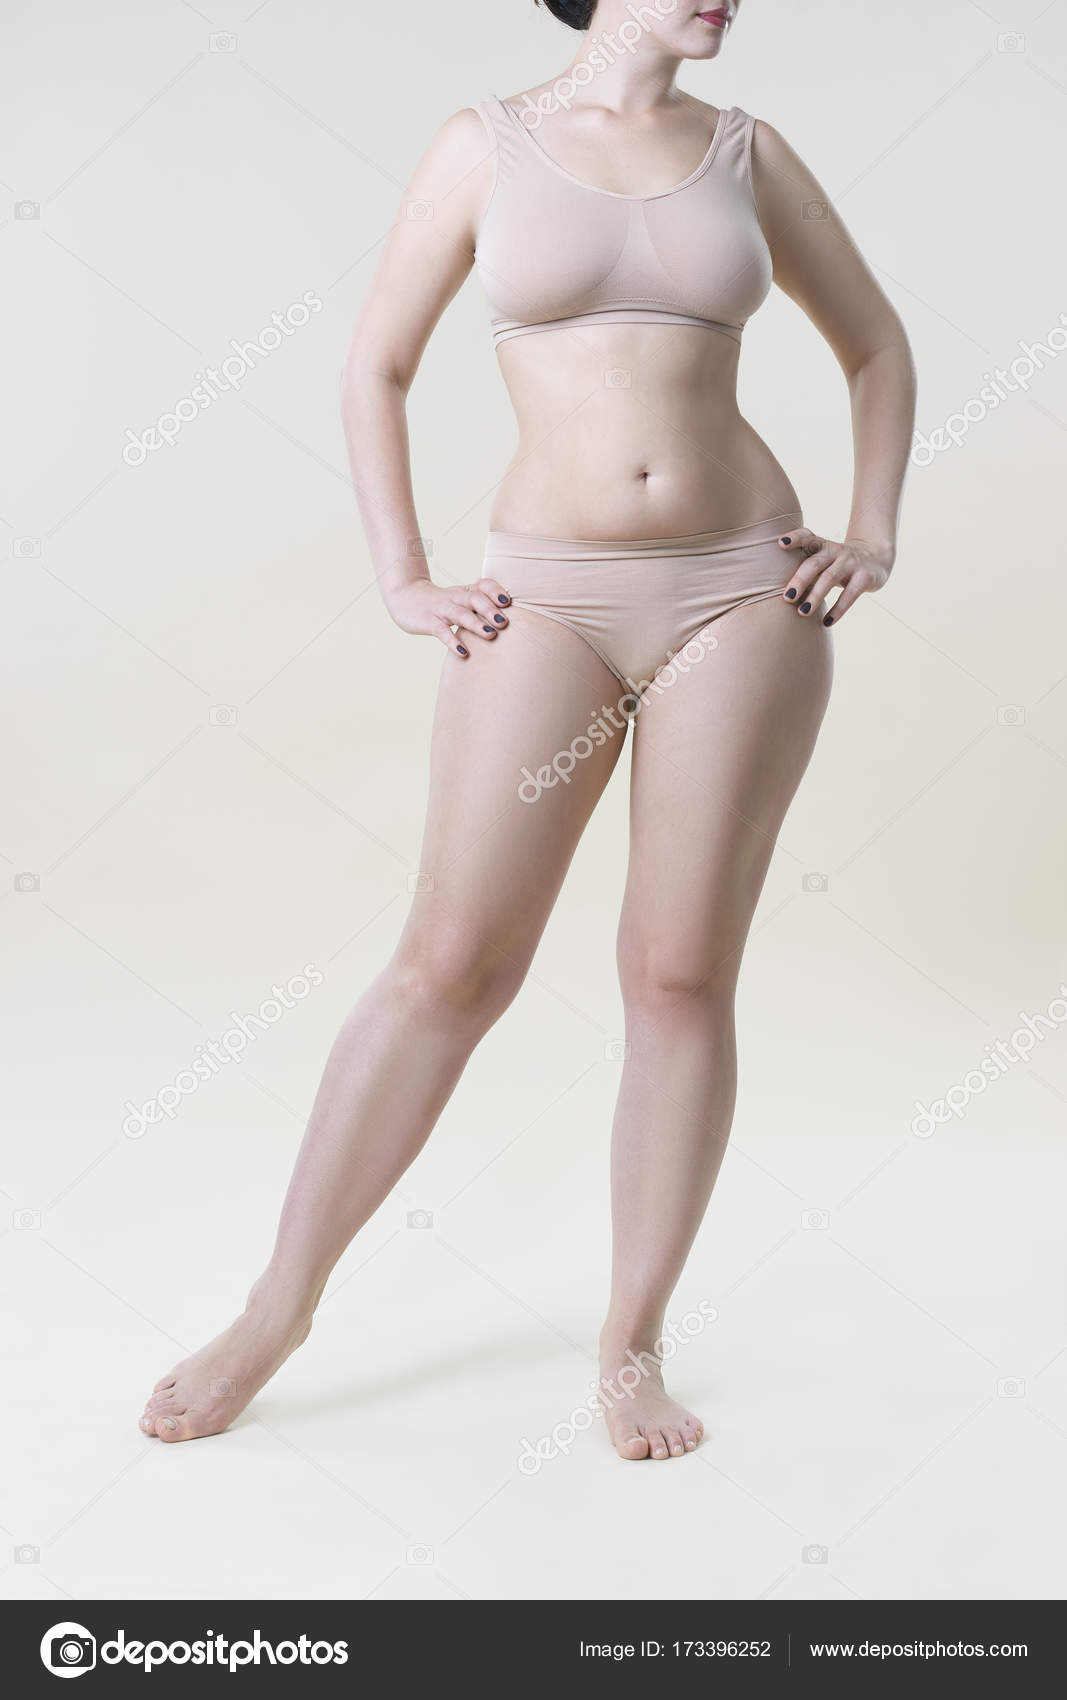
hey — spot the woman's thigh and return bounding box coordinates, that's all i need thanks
[620,596,833,988]
[399,606,627,973]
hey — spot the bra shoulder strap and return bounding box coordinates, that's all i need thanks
[712,105,753,182]
[470,96,529,184]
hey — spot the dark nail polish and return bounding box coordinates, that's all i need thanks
[493,614,506,624]
[498,594,510,605]
[457,644,468,656]
[800,602,811,614]
[823,614,834,626]
[785,588,797,600]
[780,535,792,546]
[483,624,495,633]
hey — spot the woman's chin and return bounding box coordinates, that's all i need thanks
[681,39,728,62]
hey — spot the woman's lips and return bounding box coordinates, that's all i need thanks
[697,9,729,25]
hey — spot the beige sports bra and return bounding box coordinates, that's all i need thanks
[471,96,773,349]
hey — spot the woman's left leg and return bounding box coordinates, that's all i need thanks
[601,594,833,1460]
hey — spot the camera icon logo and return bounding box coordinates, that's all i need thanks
[15,200,40,220]
[13,1208,41,1230]
[996,1376,1025,1399]
[406,200,434,220]
[406,1544,434,1565]
[13,537,42,557]
[802,1543,829,1565]
[996,704,1025,727]
[15,872,40,893]
[15,1542,40,1562]
[408,871,435,894]
[605,1039,631,1061]
[803,200,829,220]
[210,31,237,51]
[208,705,238,727]
[802,1208,830,1231]
[210,1377,237,1397]
[802,871,829,893]
[407,537,433,557]
[996,31,1025,52]
[40,1622,97,1678]
[604,367,632,389]
[407,1209,433,1230]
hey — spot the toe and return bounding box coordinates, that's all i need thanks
[154,1413,195,1443]
[613,1423,649,1461]
[682,1418,702,1451]
[663,1425,685,1457]
[153,1373,177,1393]
[645,1426,670,1460]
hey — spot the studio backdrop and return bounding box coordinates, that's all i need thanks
[3,0,1066,1602]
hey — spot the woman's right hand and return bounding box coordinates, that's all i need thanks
[386,576,512,658]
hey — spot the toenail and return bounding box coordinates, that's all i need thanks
[163,1418,178,1430]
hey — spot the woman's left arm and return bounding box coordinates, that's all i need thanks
[751,120,917,626]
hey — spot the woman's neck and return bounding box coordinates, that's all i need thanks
[561,26,684,114]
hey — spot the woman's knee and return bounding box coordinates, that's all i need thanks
[617,939,738,1018]
[391,924,527,1025]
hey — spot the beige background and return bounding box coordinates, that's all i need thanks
[2,0,1067,1602]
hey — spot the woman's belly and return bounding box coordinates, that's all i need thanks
[490,324,799,540]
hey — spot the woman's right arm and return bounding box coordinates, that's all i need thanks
[340,108,510,658]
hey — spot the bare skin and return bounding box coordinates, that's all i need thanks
[142,0,914,1456]
[141,1279,311,1442]
[600,1362,705,1460]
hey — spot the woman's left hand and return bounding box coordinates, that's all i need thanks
[778,529,894,626]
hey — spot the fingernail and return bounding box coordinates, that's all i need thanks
[785,588,797,600]
[493,614,506,624]
[800,601,811,614]
[457,644,468,656]
[483,624,495,633]
[497,594,510,604]
[780,535,792,546]
[823,614,834,626]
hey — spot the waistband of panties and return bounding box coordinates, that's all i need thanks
[485,511,804,562]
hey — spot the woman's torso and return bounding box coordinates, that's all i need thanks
[472,92,799,541]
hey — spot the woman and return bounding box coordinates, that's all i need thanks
[140,0,914,1461]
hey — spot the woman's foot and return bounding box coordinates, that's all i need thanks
[139,1280,313,1444]
[599,1341,704,1461]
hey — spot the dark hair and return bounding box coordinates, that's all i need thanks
[536,0,597,29]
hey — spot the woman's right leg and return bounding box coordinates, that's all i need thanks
[140,610,623,1441]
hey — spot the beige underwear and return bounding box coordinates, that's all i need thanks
[484,512,806,693]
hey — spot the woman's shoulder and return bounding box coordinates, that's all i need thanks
[747,114,815,178]
[681,93,723,122]
[414,106,499,174]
